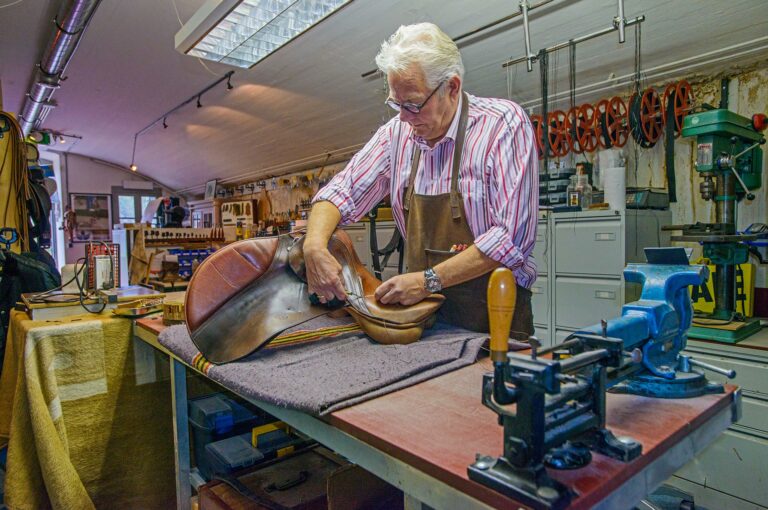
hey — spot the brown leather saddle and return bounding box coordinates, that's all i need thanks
[185,229,445,363]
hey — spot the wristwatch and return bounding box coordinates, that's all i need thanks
[423,268,442,293]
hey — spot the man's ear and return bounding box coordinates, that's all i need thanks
[448,76,462,98]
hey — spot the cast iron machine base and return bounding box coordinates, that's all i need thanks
[471,252,737,508]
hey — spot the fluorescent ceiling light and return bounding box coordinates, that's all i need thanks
[175,0,351,69]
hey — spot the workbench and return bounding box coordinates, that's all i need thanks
[134,316,740,510]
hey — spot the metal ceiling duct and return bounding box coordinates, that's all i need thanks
[19,0,102,136]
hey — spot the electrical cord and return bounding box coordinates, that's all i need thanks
[26,257,107,313]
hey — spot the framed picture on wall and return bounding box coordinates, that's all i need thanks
[204,179,217,201]
[69,193,112,243]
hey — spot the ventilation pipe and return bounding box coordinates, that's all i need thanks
[19,0,102,136]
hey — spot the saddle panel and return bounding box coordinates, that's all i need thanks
[185,237,279,331]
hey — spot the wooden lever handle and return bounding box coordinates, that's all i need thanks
[487,268,516,361]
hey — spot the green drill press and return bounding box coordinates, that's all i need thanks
[670,109,766,342]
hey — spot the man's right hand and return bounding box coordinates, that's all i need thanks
[303,244,347,303]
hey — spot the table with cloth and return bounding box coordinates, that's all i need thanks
[0,310,175,509]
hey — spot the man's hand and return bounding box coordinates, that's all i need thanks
[374,272,430,306]
[304,245,346,303]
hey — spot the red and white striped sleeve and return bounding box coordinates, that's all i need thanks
[473,109,539,272]
[312,122,393,225]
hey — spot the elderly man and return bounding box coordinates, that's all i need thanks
[304,22,538,336]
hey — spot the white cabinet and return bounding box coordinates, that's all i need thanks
[668,337,768,508]
[532,209,671,346]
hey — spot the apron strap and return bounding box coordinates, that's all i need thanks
[404,91,470,218]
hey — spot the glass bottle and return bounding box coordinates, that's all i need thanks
[567,174,593,208]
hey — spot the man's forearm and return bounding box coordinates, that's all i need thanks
[433,245,501,288]
[305,200,342,249]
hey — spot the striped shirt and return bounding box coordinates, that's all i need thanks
[313,93,539,288]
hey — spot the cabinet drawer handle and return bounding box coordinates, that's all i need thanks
[594,232,616,241]
[594,290,616,299]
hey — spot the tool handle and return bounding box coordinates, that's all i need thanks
[689,358,736,379]
[487,268,516,362]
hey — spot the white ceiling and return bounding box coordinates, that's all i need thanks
[1,0,767,195]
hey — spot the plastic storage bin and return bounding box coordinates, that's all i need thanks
[188,394,264,480]
[205,434,264,477]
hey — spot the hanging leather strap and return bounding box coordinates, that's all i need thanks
[404,91,470,220]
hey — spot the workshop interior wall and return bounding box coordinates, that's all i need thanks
[61,153,158,264]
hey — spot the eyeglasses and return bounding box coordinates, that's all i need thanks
[385,81,445,114]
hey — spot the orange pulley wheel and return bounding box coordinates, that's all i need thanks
[674,80,694,132]
[595,99,612,149]
[565,106,583,154]
[630,88,664,148]
[547,110,570,158]
[604,96,629,148]
[576,103,598,153]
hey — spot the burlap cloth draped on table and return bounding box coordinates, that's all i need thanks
[0,310,175,510]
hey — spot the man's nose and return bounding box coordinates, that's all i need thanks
[399,109,414,123]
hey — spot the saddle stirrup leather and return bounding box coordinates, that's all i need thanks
[185,229,445,363]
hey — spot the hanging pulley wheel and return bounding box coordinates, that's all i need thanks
[596,99,613,149]
[547,110,569,157]
[565,106,583,154]
[663,80,694,137]
[604,96,629,148]
[576,103,599,153]
[530,114,545,159]
[630,88,664,148]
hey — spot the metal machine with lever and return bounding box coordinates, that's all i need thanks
[665,109,766,343]
[468,250,739,509]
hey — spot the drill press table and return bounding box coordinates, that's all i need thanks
[135,317,739,510]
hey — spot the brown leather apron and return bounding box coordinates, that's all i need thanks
[403,92,534,337]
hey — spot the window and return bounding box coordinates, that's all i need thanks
[112,186,161,226]
[118,195,135,224]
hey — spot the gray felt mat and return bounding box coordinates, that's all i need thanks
[158,315,487,415]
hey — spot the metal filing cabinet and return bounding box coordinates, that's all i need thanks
[668,336,768,509]
[532,209,671,347]
[530,212,552,344]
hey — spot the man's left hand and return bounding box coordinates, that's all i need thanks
[374,272,431,306]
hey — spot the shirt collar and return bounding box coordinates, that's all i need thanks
[411,92,464,150]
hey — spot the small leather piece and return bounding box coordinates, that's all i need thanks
[185,229,445,363]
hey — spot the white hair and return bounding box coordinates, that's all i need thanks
[375,23,464,89]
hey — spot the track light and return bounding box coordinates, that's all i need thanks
[197,95,202,108]
[226,75,233,90]
[163,117,168,129]
[58,135,66,144]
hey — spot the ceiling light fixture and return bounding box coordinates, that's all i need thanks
[128,71,233,172]
[174,0,352,69]
[59,135,67,144]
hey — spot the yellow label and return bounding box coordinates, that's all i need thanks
[691,263,754,317]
